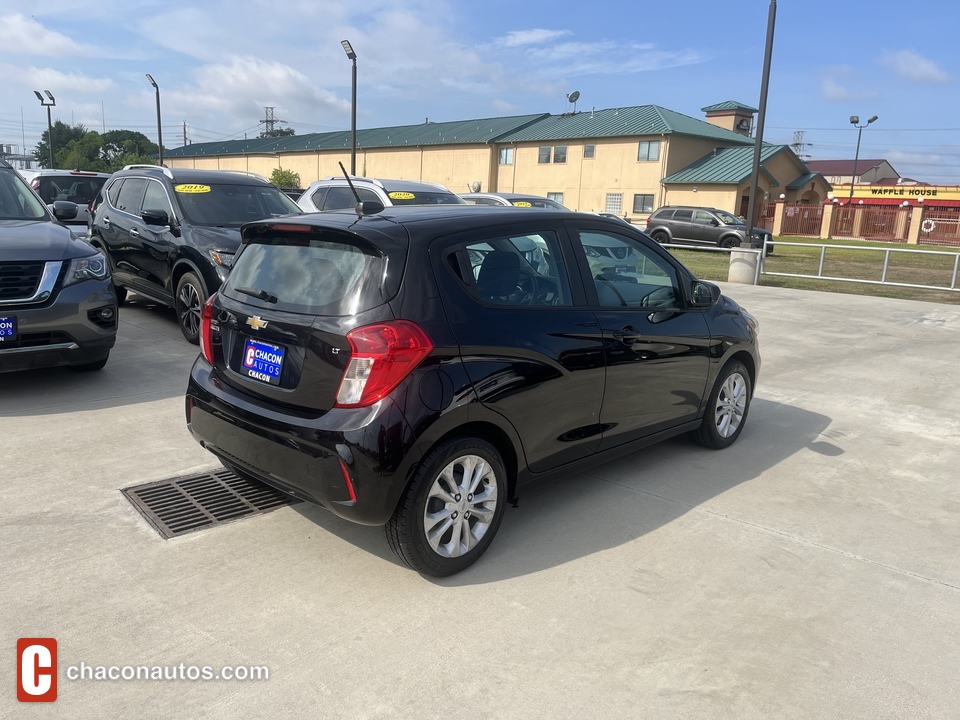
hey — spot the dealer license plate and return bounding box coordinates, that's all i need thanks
[241,338,284,386]
[0,316,16,342]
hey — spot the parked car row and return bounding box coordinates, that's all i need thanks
[3,161,760,578]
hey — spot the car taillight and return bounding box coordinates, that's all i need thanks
[199,294,217,364]
[335,321,433,408]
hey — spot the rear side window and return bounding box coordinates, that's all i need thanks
[449,231,571,307]
[673,209,693,221]
[223,234,386,316]
[107,179,124,207]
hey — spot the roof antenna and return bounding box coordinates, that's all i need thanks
[339,161,383,217]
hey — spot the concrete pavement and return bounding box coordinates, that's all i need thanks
[2,286,958,719]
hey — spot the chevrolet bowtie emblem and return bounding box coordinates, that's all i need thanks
[246,316,268,331]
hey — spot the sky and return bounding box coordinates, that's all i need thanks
[1,0,958,183]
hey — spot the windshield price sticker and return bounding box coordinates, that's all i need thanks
[512,201,533,207]
[388,191,416,200]
[175,184,212,194]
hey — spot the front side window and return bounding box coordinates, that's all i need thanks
[142,180,174,218]
[115,178,147,214]
[499,147,514,165]
[576,230,680,309]
[694,210,716,225]
[453,231,571,307]
[632,194,654,214]
[538,146,551,164]
[605,193,623,214]
[638,141,660,162]
[553,146,567,164]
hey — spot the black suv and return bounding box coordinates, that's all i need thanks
[645,206,771,250]
[185,206,760,576]
[0,160,116,373]
[89,165,301,342]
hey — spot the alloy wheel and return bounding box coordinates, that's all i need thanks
[178,282,201,337]
[422,454,499,558]
[715,372,747,438]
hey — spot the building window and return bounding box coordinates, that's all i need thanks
[548,192,564,205]
[638,140,660,162]
[538,146,551,164]
[553,145,567,164]
[632,194,654,214]
[498,147,514,165]
[605,193,622,214]
[584,144,595,159]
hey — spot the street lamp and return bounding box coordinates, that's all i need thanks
[341,40,357,175]
[33,90,56,168]
[848,114,878,200]
[145,74,163,166]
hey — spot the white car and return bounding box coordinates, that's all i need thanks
[297,176,464,212]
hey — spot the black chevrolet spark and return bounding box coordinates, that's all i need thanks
[186,205,759,576]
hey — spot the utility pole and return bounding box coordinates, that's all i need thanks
[183,121,188,146]
[791,131,812,161]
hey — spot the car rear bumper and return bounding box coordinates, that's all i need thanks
[0,279,117,373]
[185,358,418,526]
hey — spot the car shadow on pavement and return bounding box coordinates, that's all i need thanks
[286,397,834,584]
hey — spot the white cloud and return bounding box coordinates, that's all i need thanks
[492,99,518,113]
[885,150,944,167]
[880,49,950,84]
[163,56,350,126]
[820,67,878,102]
[0,13,93,56]
[496,29,572,47]
[21,67,115,94]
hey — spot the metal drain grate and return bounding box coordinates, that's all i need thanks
[122,468,298,539]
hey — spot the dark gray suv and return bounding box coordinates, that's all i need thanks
[0,160,117,373]
[645,206,771,250]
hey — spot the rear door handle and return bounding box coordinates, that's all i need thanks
[102,216,111,226]
[129,228,140,238]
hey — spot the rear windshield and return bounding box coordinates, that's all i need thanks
[222,235,386,315]
[37,175,107,205]
[174,183,301,226]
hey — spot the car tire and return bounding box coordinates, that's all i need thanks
[385,437,507,577]
[175,271,207,345]
[720,236,741,249]
[70,353,109,372]
[651,230,669,244]
[690,360,752,449]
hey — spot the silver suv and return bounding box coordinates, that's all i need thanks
[19,169,111,237]
[645,206,770,250]
[297,176,464,213]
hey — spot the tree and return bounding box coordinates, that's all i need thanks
[270,168,301,189]
[35,121,87,168]
[260,127,296,138]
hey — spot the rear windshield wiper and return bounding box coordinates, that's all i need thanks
[235,287,278,303]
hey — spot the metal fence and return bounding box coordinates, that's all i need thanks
[781,203,823,236]
[760,240,960,292]
[918,208,960,247]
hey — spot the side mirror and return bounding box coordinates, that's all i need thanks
[691,280,721,307]
[141,208,171,226]
[710,218,719,226]
[49,200,78,221]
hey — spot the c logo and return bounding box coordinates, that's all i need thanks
[17,638,57,702]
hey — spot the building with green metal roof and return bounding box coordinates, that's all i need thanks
[164,100,826,223]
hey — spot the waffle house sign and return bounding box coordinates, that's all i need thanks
[833,184,960,201]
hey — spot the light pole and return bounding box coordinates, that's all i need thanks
[145,74,163,165]
[341,40,357,175]
[33,90,56,168]
[848,114,877,200]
